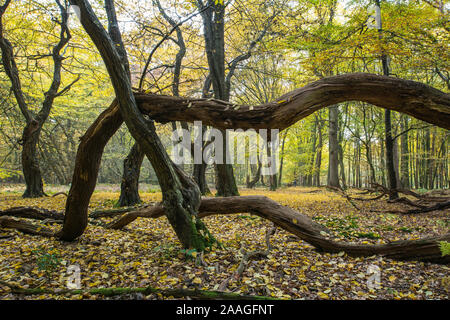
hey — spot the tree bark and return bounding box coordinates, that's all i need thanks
[66,0,214,251]
[136,73,450,130]
[199,1,238,197]
[118,142,145,207]
[21,121,45,197]
[328,105,340,188]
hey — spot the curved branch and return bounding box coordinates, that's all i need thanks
[136,73,450,130]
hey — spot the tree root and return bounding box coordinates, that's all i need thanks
[51,192,68,197]
[327,184,449,215]
[0,280,276,300]
[389,201,450,215]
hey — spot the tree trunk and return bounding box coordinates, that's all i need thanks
[118,142,145,207]
[193,160,211,195]
[199,1,238,197]
[385,109,399,199]
[64,0,214,251]
[278,129,289,186]
[21,121,45,198]
[399,115,410,188]
[314,114,323,186]
[328,105,340,188]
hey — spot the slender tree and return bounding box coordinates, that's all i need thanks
[0,0,74,197]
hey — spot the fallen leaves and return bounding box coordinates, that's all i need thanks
[0,187,448,300]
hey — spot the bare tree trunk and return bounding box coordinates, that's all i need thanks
[328,105,340,188]
[278,129,289,186]
[399,115,410,188]
[199,1,238,197]
[63,0,215,251]
[118,142,145,206]
[21,121,45,198]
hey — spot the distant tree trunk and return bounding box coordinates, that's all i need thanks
[338,144,346,189]
[355,127,361,188]
[376,0,398,199]
[380,138,386,186]
[118,142,145,206]
[278,129,289,186]
[399,115,410,189]
[328,105,340,188]
[199,1,238,197]
[246,157,262,189]
[392,126,401,188]
[193,125,211,195]
[308,121,317,186]
[21,121,45,198]
[314,114,323,186]
[385,109,398,198]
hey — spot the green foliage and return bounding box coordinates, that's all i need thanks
[180,248,198,261]
[32,247,61,281]
[398,226,413,233]
[356,232,380,240]
[153,243,179,261]
[0,168,22,180]
[314,215,360,238]
[438,241,450,257]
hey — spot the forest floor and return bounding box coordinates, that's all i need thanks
[0,185,448,300]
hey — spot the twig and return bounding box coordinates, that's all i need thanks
[219,225,276,291]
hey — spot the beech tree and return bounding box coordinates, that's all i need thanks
[0,0,75,197]
[2,0,448,264]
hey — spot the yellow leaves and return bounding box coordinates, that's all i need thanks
[317,292,329,299]
[192,277,202,284]
[1,187,447,301]
[88,280,101,287]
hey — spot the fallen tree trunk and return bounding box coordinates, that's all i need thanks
[0,281,275,300]
[107,196,450,264]
[390,200,450,215]
[0,217,54,237]
[89,206,148,218]
[0,207,63,221]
